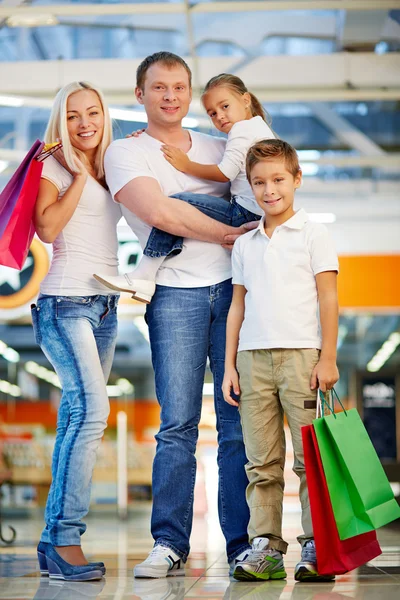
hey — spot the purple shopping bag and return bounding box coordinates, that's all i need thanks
[0,139,44,238]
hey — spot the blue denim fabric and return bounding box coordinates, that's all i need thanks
[146,280,250,562]
[31,294,118,546]
[144,193,261,258]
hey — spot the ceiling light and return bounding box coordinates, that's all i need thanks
[0,379,21,397]
[25,361,61,388]
[0,160,9,174]
[0,95,24,107]
[6,14,58,27]
[0,339,20,363]
[367,332,400,372]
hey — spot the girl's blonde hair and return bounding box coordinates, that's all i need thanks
[202,74,271,125]
[44,81,112,180]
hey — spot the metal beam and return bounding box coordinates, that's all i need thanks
[309,103,386,155]
[1,2,400,21]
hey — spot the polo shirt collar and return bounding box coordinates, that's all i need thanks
[255,208,309,236]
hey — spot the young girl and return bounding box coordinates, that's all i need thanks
[32,82,121,581]
[94,74,275,302]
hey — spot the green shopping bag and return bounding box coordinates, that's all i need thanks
[313,390,400,540]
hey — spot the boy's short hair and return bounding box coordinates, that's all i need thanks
[136,52,192,91]
[246,139,300,182]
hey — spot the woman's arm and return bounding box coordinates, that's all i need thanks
[310,271,339,393]
[222,284,246,406]
[161,145,229,183]
[34,155,88,244]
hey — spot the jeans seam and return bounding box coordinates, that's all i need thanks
[51,316,87,546]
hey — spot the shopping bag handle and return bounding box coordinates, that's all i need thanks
[318,388,347,418]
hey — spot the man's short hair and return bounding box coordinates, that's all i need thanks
[136,52,192,90]
[246,139,301,182]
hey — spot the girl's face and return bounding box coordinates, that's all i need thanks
[202,86,251,134]
[66,89,104,157]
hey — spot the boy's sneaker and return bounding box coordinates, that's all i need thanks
[294,540,335,582]
[233,537,287,581]
[134,545,185,578]
[229,548,251,576]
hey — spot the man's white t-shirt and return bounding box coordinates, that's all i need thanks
[104,131,232,288]
[40,156,121,296]
[218,116,275,217]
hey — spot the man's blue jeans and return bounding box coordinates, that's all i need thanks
[31,294,118,546]
[146,280,251,562]
[144,194,260,258]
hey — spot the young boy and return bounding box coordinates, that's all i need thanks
[222,138,339,582]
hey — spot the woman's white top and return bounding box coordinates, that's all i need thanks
[218,115,275,217]
[40,155,121,296]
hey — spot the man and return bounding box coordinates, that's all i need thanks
[103,52,251,578]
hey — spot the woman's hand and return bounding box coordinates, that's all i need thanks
[54,148,88,182]
[161,145,191,173]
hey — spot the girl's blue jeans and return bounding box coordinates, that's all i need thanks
[31,294,118,546]
[144,194,260,258]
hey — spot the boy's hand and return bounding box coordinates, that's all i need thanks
[161,145,190,172]
[222,367,241,407]
[310,358,339,393]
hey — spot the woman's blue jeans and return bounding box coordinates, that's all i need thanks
[31,294,118,546]
[146,280,251,562]
[144,194,260,258]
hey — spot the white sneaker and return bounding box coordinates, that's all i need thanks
[134,545,185,579]
[229,548,251,576]
[93,273,155,304]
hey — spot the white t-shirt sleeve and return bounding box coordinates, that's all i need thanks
[104,141,157,199]
[308,224,339,275]
[41,156,72,196]
[231,240,245,285]
[218,119,275,181]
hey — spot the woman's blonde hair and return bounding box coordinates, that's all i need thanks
[44,81,112,180]
[202,74,271,125]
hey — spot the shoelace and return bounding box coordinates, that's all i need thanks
[250,548,276,566]
[148,545,169,559]
[302,543,316,562]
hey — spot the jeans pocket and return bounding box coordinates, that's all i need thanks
[56,296,96,319]
[30,304,42,346]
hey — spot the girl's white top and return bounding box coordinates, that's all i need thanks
[39,155,121,296]
[218,115,275,216]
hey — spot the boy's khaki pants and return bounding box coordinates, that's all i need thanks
[237,348,320,554]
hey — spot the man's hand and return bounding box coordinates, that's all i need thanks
[222,220,259,250]
[222,367,241,407]
[310,358,339,393]
[161,145,191,173]
[126,129,146,138]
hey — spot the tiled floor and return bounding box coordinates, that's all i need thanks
[0,503,399,599]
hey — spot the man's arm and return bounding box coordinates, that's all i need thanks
[116,176,255,244]
[222,284,246,407]
[310,271,339,393]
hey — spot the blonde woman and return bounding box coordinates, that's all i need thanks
[31,82,121,581]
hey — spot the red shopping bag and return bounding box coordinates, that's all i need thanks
[302,424,382,575]
[0,158,44,269]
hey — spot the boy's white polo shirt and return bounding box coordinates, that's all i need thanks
[231,209,339,352]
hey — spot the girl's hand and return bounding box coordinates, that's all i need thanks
[310,358,339,393]
[222,367,241,407]
[126,128,146,138]
[161,145,191,173]
[54,148,88,182]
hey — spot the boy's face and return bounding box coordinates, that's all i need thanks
[249,159,302,221]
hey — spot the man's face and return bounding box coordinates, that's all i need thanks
[135,63,192,127]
